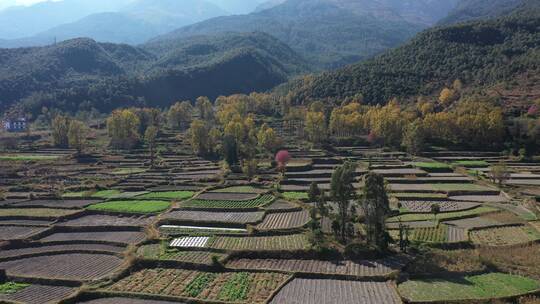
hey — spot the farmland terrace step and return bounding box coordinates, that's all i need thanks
[385,177,474,184]
[371,168,428,177]
[422,151,501,157]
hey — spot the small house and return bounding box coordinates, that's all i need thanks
[2,117,27,132]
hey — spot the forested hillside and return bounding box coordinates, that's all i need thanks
[438,0,529,25]
[154,0,428,69]
[280,8,540,107]
[0,32,307,114]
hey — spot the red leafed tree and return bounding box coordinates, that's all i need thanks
[275,150,291,174]
[528,105,538,117]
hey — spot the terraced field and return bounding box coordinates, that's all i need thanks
[227,256,408,278]
[210,186,267,194]
[78,298,183,304]
[196,192,260,201]
[256,210,310,230]
[400,200,480,213]
[270,278,401,304]
[9,199,102,209]
[57,214,154,227]
[0,225,49,240]
[470,225,540,246]
[0,253,124,281]
[211,234,310,251]
[0,284,76,304]
[159,225,248,236]
[39,231,146,244]
[138,244,227,265]
[0,243,125,259]
[182,194,275,209]
[0,208,80,218]
[162,210,264,225]
[107,268,290,303]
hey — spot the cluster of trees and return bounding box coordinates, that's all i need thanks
[51,115,88,155]
[307,162,391,254]
[297,96,506,152]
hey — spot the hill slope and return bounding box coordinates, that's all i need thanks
[0,32,308,113]
[281,9,540,106]
[154,0,429,69]
[438,0,529,25]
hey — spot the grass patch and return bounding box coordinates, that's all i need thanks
[137,191,194,200]
[452,160,490,168]
[0,282,30,294]
[218,272,250,302]
[184,273,218,298]
[399,273,540,302]
[0,155,59,161]
[282,192,309,200]
[413,162,452,170]
[87,200,171,214]
[91,190,122,198]
[388,206,499,222]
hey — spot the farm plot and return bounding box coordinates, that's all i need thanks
[39,231,146,245]
[406,225,448,243]
[162,210,264,225]
[389,183,495,193]
[136,191,194,200]
[87,200,171,214]
[0,219,53,226]
[470,225,540,246]
[400,201,480,213]
[0,225,49,240]
[263,200,299,211]
[182,194,275,209]
[449,194,508,203]
[57,214,154,227]
[256,210,310,230]
[0,253,124,281]
[210,186,267,194]
[0,243,125,259]
[270,278,401,304]
[138,244,227,265]
[0,208,80,218]
[282,192,308,200]
[159,225,247,236]
[211,234,310,251]
[78,297,184,304]
[398,273,540,302]
[10,199,102,209]
[227,256,408,278]
[388,206,499,222]
[196,192,260,201]
[170,237,210,248]
[0,284,76,304]
[0,154,60,161]
[107,268,290,303]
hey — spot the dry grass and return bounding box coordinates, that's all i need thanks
[406,249,486,275]
[479,244,540,280]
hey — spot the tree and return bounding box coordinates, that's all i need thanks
[223,135,239,167]
[51,115,70,148]
[439,87,456,105]
[361,172,390,251]
[196,96,214,121]
[144,126,158,167]
[308,182,321,203]
[107,109,141,150]
[489,163,510,186]
[431,204,441,223]
[168,101,193,130]
[257,123,281,153]
[242,159,258,179]
[275,150,291,175]
[188,120,210,155]
[67,120,88,156]
[331,161,357,243]
[305,111,327,145]
[402,120,426,155]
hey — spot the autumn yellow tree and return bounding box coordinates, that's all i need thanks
[257,123,281,153]
[107,109,141,150]
[439,87,456,106]
[188,119,210,155]
[305,111,327,145]
[51,115,71,148]
[168,101,193,130]
[196,96,214,121]
[67,120,88,156]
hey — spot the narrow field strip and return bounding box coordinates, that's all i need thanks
[170,237,210,248]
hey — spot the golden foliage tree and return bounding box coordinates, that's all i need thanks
[107,109,141,150]
[67,120,88,155]
[51,115,70,148]
[168,101,193,130]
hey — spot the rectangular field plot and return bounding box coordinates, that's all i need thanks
[196,192,260,201]
[210,186,268,194]
[0,284,76,304]
[227,256,408,278]
[10,199,102,209]
[0,225,49,240]
[0,208,80,218]
[0,253,124,281]
[0,243,125,259]
[138,244,227,265]
[136,191,194,200]
[388,206,499,222]
[211,234,310,251]
[57,214,154,227]
[270,278,401,304]
[389,183,496,193]
[78,297,185,304]
[398,273,540,302]
[182,194,275,209]
[159,225,248,236]
[162,210,264,225]
[470,225,540,246]
[400,201,480,213]
[39,231,146,244]
[86,200,171,214]
[256,210,310,230]
[107,268,290,303]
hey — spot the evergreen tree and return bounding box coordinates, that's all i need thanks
[361,172,390,251]
[330,161,357,243]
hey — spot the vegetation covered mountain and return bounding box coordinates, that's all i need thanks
[438,0,530,25]
[154,0,436,69]
[0,0,229,48]
[281,8,540,108]
[0,32,308,114]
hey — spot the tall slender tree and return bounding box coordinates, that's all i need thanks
[330,161,357,242]
[361,172,390,251]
